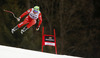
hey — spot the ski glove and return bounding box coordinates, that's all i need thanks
[36,26,40,31]
[17,17,21,22]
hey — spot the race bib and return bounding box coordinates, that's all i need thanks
[29,13,38,19]
[29,8,40,19]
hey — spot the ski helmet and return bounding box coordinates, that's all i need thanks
[34,6,39,12]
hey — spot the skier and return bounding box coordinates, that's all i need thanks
[11,6,42,34]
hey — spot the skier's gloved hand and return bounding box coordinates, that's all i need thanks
[17,17,21,22]
[36,26,40,31]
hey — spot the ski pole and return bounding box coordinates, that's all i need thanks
[3,9,18,19]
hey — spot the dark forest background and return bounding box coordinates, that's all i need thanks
[0,0,100,58]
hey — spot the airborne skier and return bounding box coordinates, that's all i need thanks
[11,6,42,34]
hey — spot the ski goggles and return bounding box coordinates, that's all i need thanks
[34,10,38,13]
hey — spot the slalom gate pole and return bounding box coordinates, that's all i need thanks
[42,26,57,54]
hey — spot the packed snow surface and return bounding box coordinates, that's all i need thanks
[0,45,82,58]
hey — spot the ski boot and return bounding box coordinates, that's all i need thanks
[11,26,19,34]
[21,26,28,34]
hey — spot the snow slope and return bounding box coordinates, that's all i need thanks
[0,45,82,58]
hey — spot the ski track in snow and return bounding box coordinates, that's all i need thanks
[0,45,82,58]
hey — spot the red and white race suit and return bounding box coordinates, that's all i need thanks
[18,8,42,28]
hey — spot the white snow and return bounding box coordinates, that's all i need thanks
[0,45,82,58]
